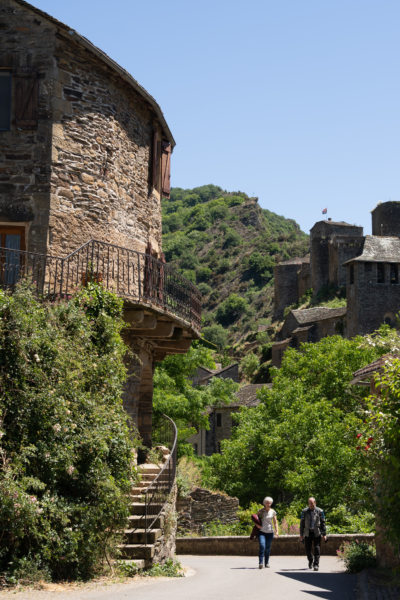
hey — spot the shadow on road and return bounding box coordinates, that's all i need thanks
[277,571,357,599]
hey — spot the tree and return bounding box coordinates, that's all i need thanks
[153,343,238,455]
[208,334,387,513]
[216,294,248,326]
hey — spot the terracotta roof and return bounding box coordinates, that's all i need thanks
[291,306,346,325]
[344,236,400,264]
[350,354,399,385]
[14,0,175,146]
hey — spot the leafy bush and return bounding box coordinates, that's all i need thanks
[327,505,375,534]
[0,282,136,582]
[216,294,249,326]
[337,540,376,573]
[144,559,184,577]
[240,353,260,380]
[176,457,202,497]
[202,324,228,350]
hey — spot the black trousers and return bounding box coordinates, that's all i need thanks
[305,532,321,566]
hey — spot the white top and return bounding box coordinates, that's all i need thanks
[259,508,276,534]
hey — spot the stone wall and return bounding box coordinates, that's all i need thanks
[0,0,56,254]
[153,483,178,564]
[347,261,400,337]
[177,487,239,533]
[176,533,375,556]
[48,31,162,257]
[372,201,400,237]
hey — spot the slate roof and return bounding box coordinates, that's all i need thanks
[291,306,347,325]
[344,236,400,264]
[350,354,399,385]
[232,384,269,408]
[14,0,175,146]
[278,255,310,266]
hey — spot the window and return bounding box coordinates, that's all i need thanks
[377,263,385,284]
[0,226,25,285]
[349,265,354,284]
[216,413,222,427]
[193,443,198,455]
[0,72,11,131]
[390,264,398,284]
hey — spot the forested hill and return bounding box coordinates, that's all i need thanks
[162,185,308,353]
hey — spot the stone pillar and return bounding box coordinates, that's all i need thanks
[122,333,155,449]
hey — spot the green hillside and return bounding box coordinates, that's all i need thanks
[162,185,308,356]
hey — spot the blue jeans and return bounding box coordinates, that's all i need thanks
[258,532,274,565]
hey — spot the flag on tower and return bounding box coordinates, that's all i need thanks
[322,208,327,214]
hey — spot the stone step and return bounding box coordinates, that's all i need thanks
[138,464,162,475]
[124,528,162,544]
[117,558,146,570]
[119,544,155,560]
[128,514,164,529]
[130,502,164,515]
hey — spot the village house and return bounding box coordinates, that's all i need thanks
[272,202,400,366]
[0,0,201,451]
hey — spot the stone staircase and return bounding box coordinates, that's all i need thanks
[119,448,171,569]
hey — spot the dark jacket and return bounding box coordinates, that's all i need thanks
[250,513,261,540]
[300,506,326,537]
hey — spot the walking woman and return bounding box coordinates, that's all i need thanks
[256,496,279,569]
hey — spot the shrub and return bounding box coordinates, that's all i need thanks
[202,324,228,350]
[240,353,260,380]
[176,457,202,498]
[0,282,136,582]
[216,294,248,326]
[196,266,212,283]
[337,540,376,573]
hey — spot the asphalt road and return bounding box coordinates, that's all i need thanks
[0,555,358,600]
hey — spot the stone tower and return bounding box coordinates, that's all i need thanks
[372,201,400,237]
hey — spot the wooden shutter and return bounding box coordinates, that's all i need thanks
[152,130,160,188]
[161,141,171,197]
[14,73,38,129]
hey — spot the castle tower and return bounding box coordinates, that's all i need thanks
[372,201,400,237]
[310,220,364,296]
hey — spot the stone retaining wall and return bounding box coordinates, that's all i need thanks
[177,487,239,533]
[176,534,375,556]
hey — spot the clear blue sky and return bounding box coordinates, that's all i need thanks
[30,0,400,235]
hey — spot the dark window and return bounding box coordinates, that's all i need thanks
[216,413,222,427]
[14,73,38,129]
[217,442,221,453]
[0,72,12,131]
[377,263,385,284]
[364,263,372,273]
[193,443,198,455]
[390,264,398,284]
[350,265,354,284]
[0,226,26,286]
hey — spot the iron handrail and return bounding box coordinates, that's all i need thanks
[141,414,177,545]
[0,240,201,331]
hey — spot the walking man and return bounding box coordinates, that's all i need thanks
[300,497,326,571]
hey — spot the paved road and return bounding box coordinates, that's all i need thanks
[0,555,358,600]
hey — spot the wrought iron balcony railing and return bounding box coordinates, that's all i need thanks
[0,240,201,331]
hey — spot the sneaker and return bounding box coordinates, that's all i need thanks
[259,564,263,569]
[308,560,313,569]
[265,563,270,568]
[313,565,319,571]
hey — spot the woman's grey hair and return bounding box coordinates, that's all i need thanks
[263,496,273,505]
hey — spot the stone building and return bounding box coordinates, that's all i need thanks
[0,0,201,449]
[310,220,364,295]
[346,236,400,337]
[271,306,346,367]
[273,256,310,320]
[188,384,267,455]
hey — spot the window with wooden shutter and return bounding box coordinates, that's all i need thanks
[0,72,12,131]
[161,141,171,198]
[14,73,38,129]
